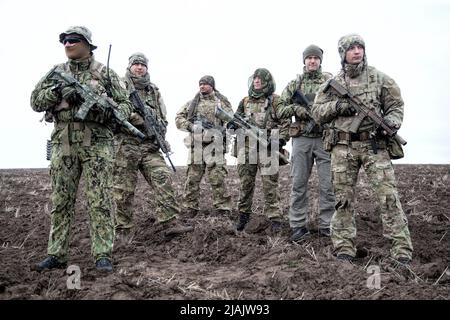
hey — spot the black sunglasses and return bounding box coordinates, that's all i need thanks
[63,38,82,45]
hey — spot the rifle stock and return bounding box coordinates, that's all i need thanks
[325,79,407,145]
[129,91,176,172]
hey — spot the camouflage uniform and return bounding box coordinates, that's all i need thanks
[113,53,180,230]
[276,45,335,232]
[30,26,132,264]
[175,76,232,214]
[235,68,290,222]
[311,34,413,260]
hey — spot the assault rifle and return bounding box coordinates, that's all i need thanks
[292,90,316,135]
[324,79,407,146]
[46,66,145,140]
[129,90,176,172]
[215,106,290,164]
[191,114,226,134]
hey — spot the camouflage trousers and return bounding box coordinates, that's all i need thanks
[330,142,413,259]
[289,136,335,229]
[183,161,231,212]
[113,135,180,229]
[48,139,115,263]
[237,161,282,220]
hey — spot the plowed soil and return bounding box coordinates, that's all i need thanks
[0,165,449,300]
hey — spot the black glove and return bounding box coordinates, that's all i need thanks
[61,84,83,105]
[226,121,239,130]
[383,118,400,130]
[279,139,286,147]
[336,101,356,117]
[381,118,400,136]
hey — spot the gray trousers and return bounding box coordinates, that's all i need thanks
[289,136,335,229]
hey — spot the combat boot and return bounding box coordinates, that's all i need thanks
[34,255,67,272]
[270,219,282,233]
[236,213,250,231]
[396,257,411,265]
[290,227,310,242]
[95,258,113,272]
[336,253,355,262]
[318,227,331,237]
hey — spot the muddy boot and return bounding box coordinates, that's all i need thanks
[185,208,199,219]
[34,255,67,272]
[95,258,113,272]
[270,219,282,234]
[318,227,331,237]
[236,213,250,231]
[336,253,355,262]
[290,227,310,242]
[396,257,411,266]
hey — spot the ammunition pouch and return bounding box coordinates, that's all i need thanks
[322,128,337,152]
[386,136,404,160]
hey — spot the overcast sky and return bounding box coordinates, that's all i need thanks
[0,0,449,168]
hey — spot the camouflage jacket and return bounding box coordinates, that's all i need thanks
[122,78,168,137]
[30,56,132,144]
[175,91,233,132]
[277,68,332,137]
[311,66,404,134]
[236,94,290,142]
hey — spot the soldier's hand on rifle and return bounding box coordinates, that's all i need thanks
[148,142,160,152]
[336,100,356,117]
[226,121,239,130]
[189,123,204,132]
[293,105,310,120]
[130,112,145,126]
[163,140,171,152]
[381,118,400,135]
[61,84,83,105]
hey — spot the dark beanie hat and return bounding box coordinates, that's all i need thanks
[303,44,323,64]
[199,75,215,89]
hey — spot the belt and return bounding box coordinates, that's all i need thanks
[337,131,372,142]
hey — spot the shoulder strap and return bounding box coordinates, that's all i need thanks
[187,93,200,122]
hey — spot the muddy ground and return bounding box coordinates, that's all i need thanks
[0,164,449,300]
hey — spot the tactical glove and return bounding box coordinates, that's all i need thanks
[130,112,145,126]
[148,142,160,152]
[61,84,82,105]
[226,121,239,130]
[381,118,400,136]
[293,105,310,120]
[336,101,356,117]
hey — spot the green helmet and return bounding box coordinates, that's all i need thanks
[59,26,97,51]
[338,34,365,65]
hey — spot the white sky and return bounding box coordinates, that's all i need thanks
[0,0,449,168]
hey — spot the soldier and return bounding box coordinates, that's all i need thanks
[175,76,232,217]
[234,68,290,233]
[31,26,133,272]
[276,45,335,242]
[311,34,413,264]
[112,52,180,232]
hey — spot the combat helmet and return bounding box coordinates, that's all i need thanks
[59,26,97,51]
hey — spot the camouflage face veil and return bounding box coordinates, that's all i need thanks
[248,68,276,99]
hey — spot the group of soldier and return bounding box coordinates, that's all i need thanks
[30,26,413,273]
